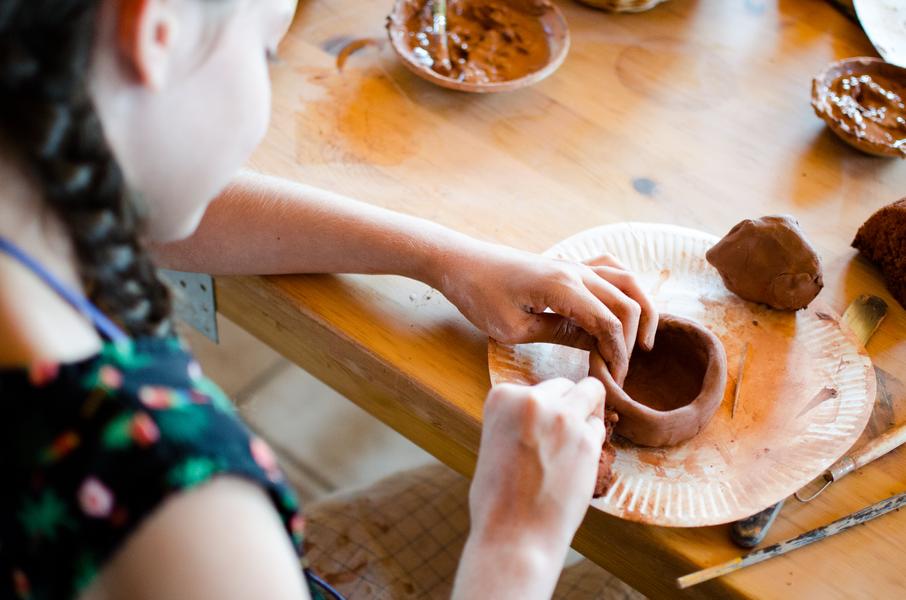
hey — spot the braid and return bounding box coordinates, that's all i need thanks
[0,1,173,337]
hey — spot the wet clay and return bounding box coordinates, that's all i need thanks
[592,315,728,447]
[706,215,823,311]
[594,409,619,498]
[401,0,553,83]
[823,72,906,153]
[853,197,906,308]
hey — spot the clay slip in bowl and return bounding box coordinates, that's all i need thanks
[598,314,728,447]
[576,0,669,12]
[811,57,906,158]
[386,0,570,93]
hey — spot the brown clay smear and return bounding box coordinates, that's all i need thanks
[294,66,421,166]
[401,0,553,83]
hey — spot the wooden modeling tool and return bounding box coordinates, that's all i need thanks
[796,418,906,501]
[730,295,888,548]
[731,343,748,418]
[678,490,906,589]
[431,0,452,74]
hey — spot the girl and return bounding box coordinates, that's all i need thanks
[0,0,657,598]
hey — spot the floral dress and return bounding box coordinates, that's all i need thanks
[0,238,340,600]
[0,337,339,599]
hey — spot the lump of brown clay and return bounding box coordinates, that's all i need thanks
[594,409,619,498]
[593,315,728,447]
[706,215,824,311]
[852,198,906,308]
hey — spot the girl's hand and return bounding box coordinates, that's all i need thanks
[436,242,658,384]
[452,378,606,600]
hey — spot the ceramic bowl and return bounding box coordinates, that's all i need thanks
[576,0,669,12]
[386,0,570,93]
[811,57,906,158]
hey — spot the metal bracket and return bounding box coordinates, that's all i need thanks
[159,269,219,343]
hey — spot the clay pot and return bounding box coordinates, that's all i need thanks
[595,315,727,447]
[811,57,906,158]
[575,0,669,12]
[386,0,570,94]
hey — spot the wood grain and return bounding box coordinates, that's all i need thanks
[219,1,906,597]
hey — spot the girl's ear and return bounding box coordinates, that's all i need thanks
[116,0,179,89]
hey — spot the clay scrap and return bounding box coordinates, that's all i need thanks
[594,409,619,497]
[853,197,906,309]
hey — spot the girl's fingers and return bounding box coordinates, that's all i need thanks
[583,253,629,271]
[563,377,606,422]
[588,350,614,387]
[533,377,578,398]
[546,285,629,384]
[518,306,627,384]
[591,266,659,351]
[519,313,597,350]
[581,275,641,361]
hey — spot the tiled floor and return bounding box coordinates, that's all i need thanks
[179,315,436,503]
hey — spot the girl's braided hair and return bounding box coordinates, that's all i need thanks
[0,0,173,337]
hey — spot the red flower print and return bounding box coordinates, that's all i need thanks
[139,386,173,409]
[78,477,114,518]
[250,437,282,481]
[98,365,123,389]
[290,513,306,535]
[131,412,160,447]
[12,568,30,598]
[40,431,81,464]
[28,361,59,387]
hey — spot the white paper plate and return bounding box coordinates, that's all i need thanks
[487,223,876,527]
[856,0,906,68]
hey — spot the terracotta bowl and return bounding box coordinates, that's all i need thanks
[596,314,728,447]
[576,0,669,12]
[811,57,906,158]
[386,0,570,93]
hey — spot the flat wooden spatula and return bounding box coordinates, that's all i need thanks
[730,294,888,548]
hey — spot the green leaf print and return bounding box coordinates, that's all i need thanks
[18,491,75,542]
[101,413,134,450]
[73,552,99,594]
[193,377,236,414]
[155,405,209,442]
[167,456,221,488]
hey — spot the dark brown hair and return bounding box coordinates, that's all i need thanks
[0,1,172,337]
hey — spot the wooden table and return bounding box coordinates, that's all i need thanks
[218,1,906,597]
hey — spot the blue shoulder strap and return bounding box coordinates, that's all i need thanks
[0,236,129,343]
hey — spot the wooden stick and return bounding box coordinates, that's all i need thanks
[731,343,748,419]
[431,0,452,74]
[841,295,887,348]
[678,490,906,589]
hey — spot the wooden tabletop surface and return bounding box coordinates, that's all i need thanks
[218,1,906,597]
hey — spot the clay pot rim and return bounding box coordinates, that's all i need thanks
[607,314,725,418]
[385,0,571,94]
[810,56,906,159]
